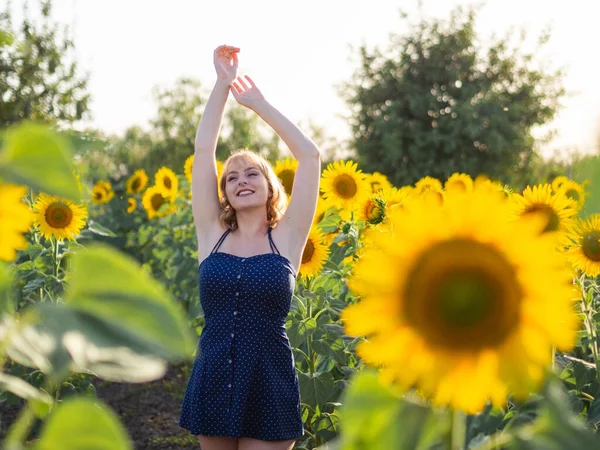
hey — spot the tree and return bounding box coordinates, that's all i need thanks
[0,0,91,127]
[341,5,564,188]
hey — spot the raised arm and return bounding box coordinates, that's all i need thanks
[192,45,239,233]
[230,75,321,247]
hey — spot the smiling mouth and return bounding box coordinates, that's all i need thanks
[237,190,254,197]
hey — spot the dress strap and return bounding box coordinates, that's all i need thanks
[267,227,281,255]
[210,228,231,254]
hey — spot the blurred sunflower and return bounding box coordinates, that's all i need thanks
[274,157,298,197]
[299,226,330,279]
[365,172,392,194]
[556,179,587,210]
[126,198,137,214]
[415,176,444,204]
[125,169,149,195]
[154,167,178,200]
[445,173,473,193]
[341,183,578,413]
[313,196,338,228]
[91,180,114,204]
[473,175,506,195]
[142,186,177,220]
[33,193,87,241]
[0,184,35,261]
[320,160,371,213]
[378,186,413,211]
[509,184,578,235]
[551,175,570,192]
[183,155,194,184]
[565,214,600,277]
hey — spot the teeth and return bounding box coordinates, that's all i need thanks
[238,190,253,196]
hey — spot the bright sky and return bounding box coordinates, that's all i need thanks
[10,0,600,159]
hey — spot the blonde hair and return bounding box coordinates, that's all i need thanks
[218,149,288,231]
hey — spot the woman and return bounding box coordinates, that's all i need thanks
[179,44,322,450]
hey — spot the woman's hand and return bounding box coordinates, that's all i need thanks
[230,75,266,110]
[213,45,240,84]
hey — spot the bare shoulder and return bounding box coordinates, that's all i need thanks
[196,220,228,266]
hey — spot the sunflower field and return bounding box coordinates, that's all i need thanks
[1,120,600,450]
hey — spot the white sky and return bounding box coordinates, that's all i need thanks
[9,0,600,159]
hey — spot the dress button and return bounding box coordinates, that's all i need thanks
[237,274,241,279]
[228,384,231,388]
[241,259,245,262]
[235,292,239,296]
[233,311,237,316]
[228,359,232,363]
[231,332,234,337]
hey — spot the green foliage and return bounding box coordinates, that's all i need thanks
[341,5,564,188]
[0,0,91,126]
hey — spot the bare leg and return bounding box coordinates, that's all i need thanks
[197,435,238,450]
[238,437,296,450]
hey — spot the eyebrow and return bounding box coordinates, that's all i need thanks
[227,167,258,175]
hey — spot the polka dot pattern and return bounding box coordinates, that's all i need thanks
[179,226,305,441]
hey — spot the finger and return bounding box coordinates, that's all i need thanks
[231,81,242,94]
[244,75,256,88]
[232,52,239,69]
[238,77,250,90]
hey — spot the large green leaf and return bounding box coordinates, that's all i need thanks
[64,244,195,360]
[6,303,168,383]
[0,122,80,200]
[338,370,450,450]
[35,397,132,450]
[298,371,335,411]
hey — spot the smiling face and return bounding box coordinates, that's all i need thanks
[224,157,271,211]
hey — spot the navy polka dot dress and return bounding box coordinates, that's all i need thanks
[179,226,305,441]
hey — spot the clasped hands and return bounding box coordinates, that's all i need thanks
[213,44,265,110]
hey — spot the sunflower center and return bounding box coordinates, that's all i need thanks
[302,240,315,264]
[151,193,164,211]
[565,189,579,202]
[131,178,141,191]
[403,239,522,350]
[279,170,295,196]
[582,231,600,261]
[334,174,358,199]
[163,177,172,190]
[45,202,73,229]
[93,191,102,200]
[524,204,559,232]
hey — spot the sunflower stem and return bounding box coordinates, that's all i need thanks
[449,409,466,450]
[52,237,60,280]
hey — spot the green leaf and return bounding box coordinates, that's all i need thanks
[0,372,53,418]
[64,244,195,360]
[339,369,450,450]
[8,303,168,383]
[0,122,80,201]
[298,371,335,410]
[0,29,14,47]
[0,262,13,315]
[85,219,117,237]
[35,397,133,450]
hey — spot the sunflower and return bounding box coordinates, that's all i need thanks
[355,193,387,227]
[313,196,338,228]
[91,180,114,204]
[556,179,587,210]
[551,175,570,192]
[33,193,88,241]
[341,183,578,413]
[320,160,371,212]
[365,172,392,194]
[274,157,298,197]
[299,225,331,279]
[565,214,600,277]
[126,198,137,214]
[183,155,194,184]
[125,169,149,195]
[0,184,35,261]
[154,167,179,200]
[142,186,177,220]
[509,184,578,235]
[445,173,473,193]
[473,175,506,195]
[415,176,444,204]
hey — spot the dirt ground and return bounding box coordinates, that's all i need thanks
[1,362,201,450]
